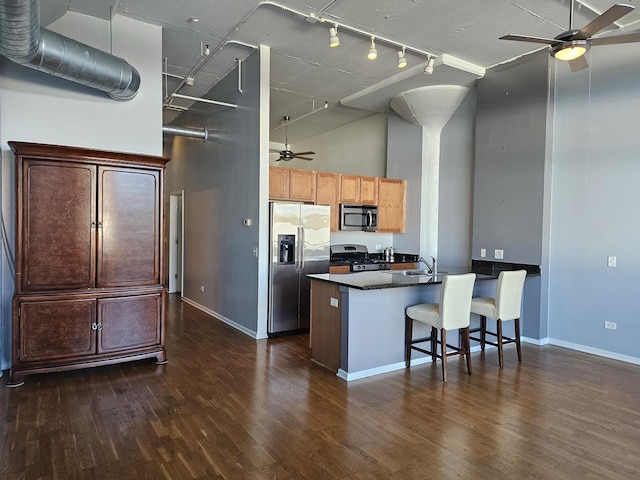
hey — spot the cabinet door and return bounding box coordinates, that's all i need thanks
[378,178,407,233]
[288,169,316,202]
[21,160,96,291]
[340,175,360,203]
[316,172,340,232]
[18,298,96,363]
[97,293,162,354]
[269,166,289,200]
[97,167,160,287]
[359,176,379,205]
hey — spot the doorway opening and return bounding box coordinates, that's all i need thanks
[168,191,184,294]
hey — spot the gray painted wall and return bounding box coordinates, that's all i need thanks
[473,52,549,266]
[472,52,548,341]
[164,49,265,336]
[0,13,162,371]
[549,44,640,359]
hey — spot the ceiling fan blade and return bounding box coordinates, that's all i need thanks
[590,31,640,45]
[574,4,635,40]
[294,156,314,161]
[569,55,589,72]
[270,149,281,154]
[499,34,558,45]
[292,151,316,156]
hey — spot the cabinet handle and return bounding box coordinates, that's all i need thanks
[91,222,96,228]
[97,222,103,228]
[91,323,98,330]
[97,323,103,331]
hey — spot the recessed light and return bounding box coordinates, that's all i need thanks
[187,17,199,23]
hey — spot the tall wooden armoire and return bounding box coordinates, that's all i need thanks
[9,142,169,386]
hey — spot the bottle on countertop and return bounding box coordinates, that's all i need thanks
[389,247,394,262]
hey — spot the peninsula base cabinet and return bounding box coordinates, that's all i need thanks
[8,142,169,386]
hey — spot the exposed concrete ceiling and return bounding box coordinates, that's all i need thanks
[42,0,640,142]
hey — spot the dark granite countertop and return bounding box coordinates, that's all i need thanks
[308,267,497,291]
[310,261,540,291]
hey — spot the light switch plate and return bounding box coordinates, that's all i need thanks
[495,249,504,259]
[480,248,486,258]
[607,256,616,267]
[330,297,339,308]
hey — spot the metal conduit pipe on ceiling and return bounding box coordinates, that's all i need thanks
[0,0,140,101]
[162,125,208,140]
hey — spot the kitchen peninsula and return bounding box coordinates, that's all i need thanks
[308,268,501,381]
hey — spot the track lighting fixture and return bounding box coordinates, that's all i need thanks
[397,47,407,68]
[329,25,340,47]
[367,37,377,60]
[424,56,435,74]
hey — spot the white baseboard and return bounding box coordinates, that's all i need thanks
[522,336,550,346]
[548,338,640,366]
[181,297,266,339]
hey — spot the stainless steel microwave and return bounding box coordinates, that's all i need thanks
[340,204,378,232]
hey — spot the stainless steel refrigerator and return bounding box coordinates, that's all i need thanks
[268,202,330,336]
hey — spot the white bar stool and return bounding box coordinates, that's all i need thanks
[405,273,476,382]
[469,269,527,367]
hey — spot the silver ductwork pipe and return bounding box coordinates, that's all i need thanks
[0,0,140,101]
[162,125,208,140]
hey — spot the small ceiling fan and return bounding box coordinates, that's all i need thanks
[270,116,315,161]
[500,1,640,71]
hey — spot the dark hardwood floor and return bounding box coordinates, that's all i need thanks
[1,293,639,479]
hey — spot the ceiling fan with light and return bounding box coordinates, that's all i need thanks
[500,1,640,71]
[270,116,315,161]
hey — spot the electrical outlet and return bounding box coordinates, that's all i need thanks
[604,321,617,330]
[494,249,504,259]
[607,256,616,267]
[253,247,259,257]
[480,248,486,258]
[330,297,339,308]
[200,285,205,292]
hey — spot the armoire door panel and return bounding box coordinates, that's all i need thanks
[97,294,162,353]
[97,167,160,287]
[22,161,96,291]
[19,299,96,362]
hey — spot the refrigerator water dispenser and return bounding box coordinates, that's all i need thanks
[278,234,295,264]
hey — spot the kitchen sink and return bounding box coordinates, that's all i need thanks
[394,269,449,276]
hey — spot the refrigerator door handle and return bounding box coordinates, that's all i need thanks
[299,226,306,271]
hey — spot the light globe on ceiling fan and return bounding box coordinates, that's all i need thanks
[500,1,640,72]
[270,116,316,162]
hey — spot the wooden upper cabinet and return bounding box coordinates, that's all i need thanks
[315,172,341,232]
[359,176,378,205]
[340,174,378,205]
[378,178,407,233]
[269,166,290,200]
[269,166,316,202]
[339,175,360,204]
[288,168,316,202]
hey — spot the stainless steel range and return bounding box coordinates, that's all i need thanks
[330,244,391,272]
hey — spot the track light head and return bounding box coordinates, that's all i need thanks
[329,25,340,47]
[367,37,377,60]
[397,48,407,68]
[424,56,435,75]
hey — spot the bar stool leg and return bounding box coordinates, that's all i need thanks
[497,319,504,368]
[480,315,487,351]
[441,328,448,382]
[430,326,437,363]
[515,317,522,362]
[405,315,413,368]
[462,326,472,375]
